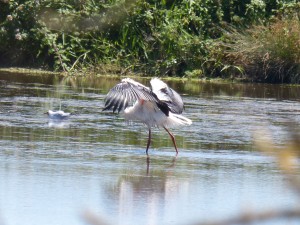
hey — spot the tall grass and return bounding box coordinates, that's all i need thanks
[221,17,300,83]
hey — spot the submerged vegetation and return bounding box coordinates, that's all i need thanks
[0,0,300,83]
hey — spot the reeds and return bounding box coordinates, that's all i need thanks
[222,17,300,83]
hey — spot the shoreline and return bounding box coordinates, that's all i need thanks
[0,67,248,84]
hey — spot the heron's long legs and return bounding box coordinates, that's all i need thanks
[163,126,178,155]
[146,128,151,155]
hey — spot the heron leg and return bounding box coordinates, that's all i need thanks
[146,128,151,155]
[163,126,178,155]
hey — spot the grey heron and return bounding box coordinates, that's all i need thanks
[103,78,192,155]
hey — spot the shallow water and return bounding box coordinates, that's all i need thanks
[0,72,300,225]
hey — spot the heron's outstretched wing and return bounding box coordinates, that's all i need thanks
[103,78,169,115]
[150,78,184,114]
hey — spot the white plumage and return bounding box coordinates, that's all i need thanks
[103,77,192,155]
[46,110,71,120]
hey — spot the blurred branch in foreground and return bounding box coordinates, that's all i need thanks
[254,126,300,195]
[83,208,300,225]
[82,210,112,225]
[191,209,300,225]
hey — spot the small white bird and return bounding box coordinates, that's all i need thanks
[46,110,71,120]
[103,77,192,155]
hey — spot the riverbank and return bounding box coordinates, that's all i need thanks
[0,67,251,85]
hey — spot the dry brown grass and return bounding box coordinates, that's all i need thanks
[222,18,300,83]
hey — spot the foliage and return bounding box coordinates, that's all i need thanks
[0,0,300,82]
[219,16,300,83]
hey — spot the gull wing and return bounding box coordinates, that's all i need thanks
[103,78,169,115]
[150,78,184,114]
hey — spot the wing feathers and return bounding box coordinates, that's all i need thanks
[150,78,184,114]
[103,78,168,115]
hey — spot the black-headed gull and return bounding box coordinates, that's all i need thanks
[46,110,71,120]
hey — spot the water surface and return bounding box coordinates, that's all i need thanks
[0,72,299,225]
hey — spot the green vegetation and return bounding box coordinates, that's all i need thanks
[0,0,300,83]
[219,5,300,83]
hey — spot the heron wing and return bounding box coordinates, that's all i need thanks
[150,78,184,114]
[103,78,169,114]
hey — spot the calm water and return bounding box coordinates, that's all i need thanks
[0,72,299,225]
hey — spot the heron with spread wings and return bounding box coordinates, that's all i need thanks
[103,78,192,155]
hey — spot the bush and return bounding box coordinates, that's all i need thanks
[0,0,299,80]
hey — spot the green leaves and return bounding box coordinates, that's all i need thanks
[0,0,299,80]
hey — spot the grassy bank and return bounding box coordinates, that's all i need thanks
[1,0,300,83]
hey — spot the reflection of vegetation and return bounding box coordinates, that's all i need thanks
[1,1,300,82]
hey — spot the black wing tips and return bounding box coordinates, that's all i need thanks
[102,84,122,113]
[103,78,173,117]
[103,83,127,113]
[102,79,141,114]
